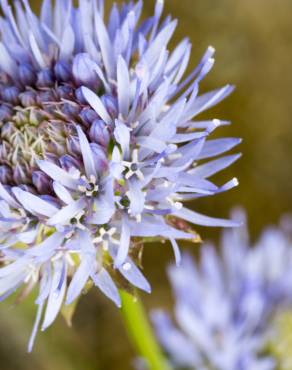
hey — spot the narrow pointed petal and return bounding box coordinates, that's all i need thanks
[37,160,79,190]
[119,259,151,293]
[92,268,121,307]
[174,207,241,228]
[117,55,130,117]
[66,255,92,305]
[28,302,44,353]
[53,182,74,205]
[81,87,112,124]
[115,217,130,268]
[42,259,67,330]
[48,198,86,226]
[12,187,58,217]
[76,126,96,177]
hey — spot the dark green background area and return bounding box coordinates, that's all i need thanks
[1,1,292,369]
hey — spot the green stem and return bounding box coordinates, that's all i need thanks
[120,290,173,370]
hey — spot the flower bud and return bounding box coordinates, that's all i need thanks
[101,95,118,118]
[67,135,81,156]
[90,143,108,171]
[37,90,56,104]
[20,91,37,107]
[75,86,87,104]
[32,171,52,194]
[1,86,20,105]
[0,142,8,160]
[54,60,72,82]
[62,102,81,118]
[1,122,14,140]
[89,119,110,146]
[18,64,37,86]
[56,85,73,99]
[59,154,81,172]
[0,165,13,184]
[0,105,12,122]
[72,53,100,89]
[79,107,99,125]
[37,69,55,87]
[13,163,29,184]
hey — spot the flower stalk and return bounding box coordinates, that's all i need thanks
[120,290,173,370]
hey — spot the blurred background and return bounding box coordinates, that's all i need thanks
[1,0,292,369]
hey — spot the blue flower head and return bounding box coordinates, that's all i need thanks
[152,210,292,370]
[0,0,240,349]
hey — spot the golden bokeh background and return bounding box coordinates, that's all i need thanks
[1,0,292,369]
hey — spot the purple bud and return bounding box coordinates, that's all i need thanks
[56,85,73,99]
[90,143,108,171]
[13,163,28,184]
[1,86,20,105]
[67,135,81,156]
[37,69,55,87]
[62,102,81,118]
[0,105,12,121]
[0,142,8,159]
[89,119,110,146]
[59,154,81,171]
[79,107,99,125]
[1,122,14,139]
[54,60,72,82]
[75,87,87,104]
[32,171,52,193]
[18,64,37,86]
[37,90,56,104]
[72,53,100,89]
[20,91,37,107]
[0,165,13,184]
[101,94,118,118]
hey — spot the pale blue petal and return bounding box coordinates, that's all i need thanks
[28,302,44,353]
[42,258,67,330]
[37,160,79,190]
[92,268,121,307]
[47,198,86,226]
[197,138,242,160]
[119,259,151,293]
[12,187,58,217]
[114,120,131,158]
[53,182,74,205]
[189,154,241,178]
[27,232,64,258]
[115,217,131,268]
[81,86,112,124]
[66,255,93,304]
[76,125,96,177]
[0,183,19,208]
[174,207,241,228]
[117,55,130,117]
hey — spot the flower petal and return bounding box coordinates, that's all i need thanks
[174,207,241,228]
[115,217,131,268]
[76,126,96,177]
[119,259,151,293]
[81,86,111,124]
[37,160,79,190]
[12,187,58,217]
[92,268,121,307]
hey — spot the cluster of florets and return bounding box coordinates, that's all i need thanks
[0,0,240,349]
[153,211,292,370]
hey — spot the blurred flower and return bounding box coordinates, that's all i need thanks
[0,0,240,349]
[153,210,292,370]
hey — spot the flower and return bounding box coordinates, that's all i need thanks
[152,210,292,370]
[0,0,240,349]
